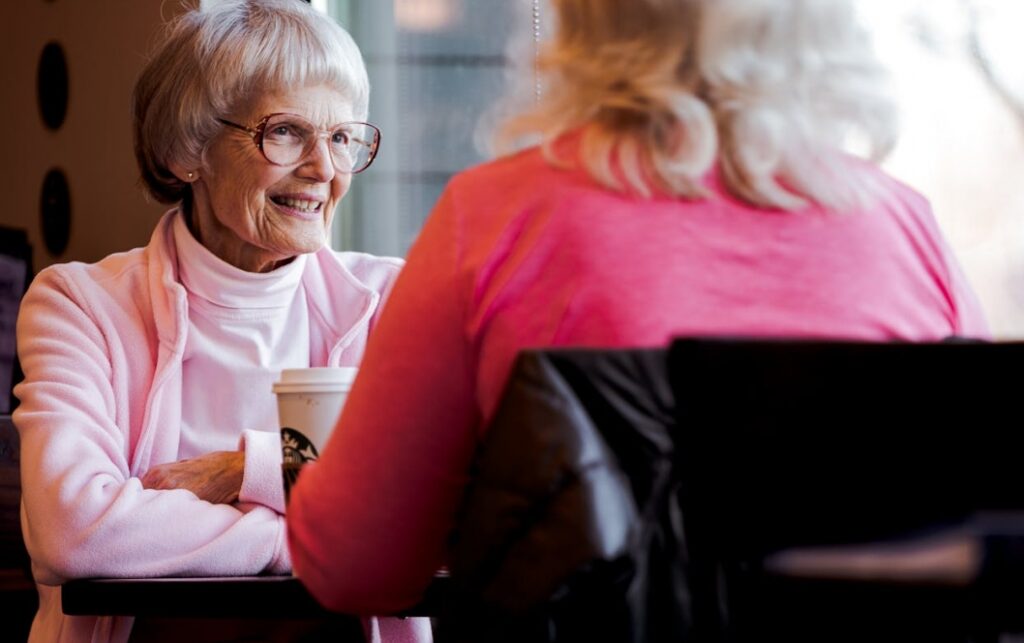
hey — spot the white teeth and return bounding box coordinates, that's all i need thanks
[277,197,322,212]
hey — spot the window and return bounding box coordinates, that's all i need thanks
[859,0,1024,337]
[325,0,534,258]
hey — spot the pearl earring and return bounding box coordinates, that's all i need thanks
[186,172,194,180]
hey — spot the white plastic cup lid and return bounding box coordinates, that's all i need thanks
[272,367,358,394]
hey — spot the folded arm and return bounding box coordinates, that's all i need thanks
[14,268,290,585]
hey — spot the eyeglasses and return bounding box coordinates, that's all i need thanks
[217,113,381,174]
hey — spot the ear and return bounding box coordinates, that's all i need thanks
[169,161,199,183]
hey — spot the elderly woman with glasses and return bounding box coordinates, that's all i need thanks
[12,1,428,642]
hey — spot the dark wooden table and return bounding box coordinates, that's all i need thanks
[62,573,447,618]
[63,575,338,619]
[63,574,447,643]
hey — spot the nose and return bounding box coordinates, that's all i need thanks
[296,135,335,183]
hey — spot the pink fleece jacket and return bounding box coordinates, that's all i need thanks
[13,211,427,642]
[288,146,990,614]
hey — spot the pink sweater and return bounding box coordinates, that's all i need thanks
[288,146,990,614]
[13,212,427,642]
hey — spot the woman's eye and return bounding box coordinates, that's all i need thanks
[265,123,303,142]
[331,131,351,145]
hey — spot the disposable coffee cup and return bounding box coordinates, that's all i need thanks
[274,367,358,501]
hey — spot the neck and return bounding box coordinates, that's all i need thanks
[183,206,294,274]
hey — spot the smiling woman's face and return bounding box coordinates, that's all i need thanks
[186,84,354,273]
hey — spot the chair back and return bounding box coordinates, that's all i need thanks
[0,414,37,641]
[443,338,1024,642]
[0,225,32,413]
[669,337,1024,642]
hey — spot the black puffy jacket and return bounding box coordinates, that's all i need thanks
[440,348,695,643]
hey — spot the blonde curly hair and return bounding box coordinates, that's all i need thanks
[496,0,897,212]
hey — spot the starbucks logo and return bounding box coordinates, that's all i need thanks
[281,427,319,501]
[281,427,320,464]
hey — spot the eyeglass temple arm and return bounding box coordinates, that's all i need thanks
[217,118,262,146]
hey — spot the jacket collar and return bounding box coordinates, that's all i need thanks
[144,209,379,364]
[300,245,380,364]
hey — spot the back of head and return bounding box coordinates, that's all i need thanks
[133,0,369,207]
[498,0,897,212]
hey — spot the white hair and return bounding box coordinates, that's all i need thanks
[495,0,898,212]
[134,0,369,205]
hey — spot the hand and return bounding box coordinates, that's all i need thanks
[141,451,245,505]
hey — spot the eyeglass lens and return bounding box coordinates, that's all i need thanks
[261,115,377,173]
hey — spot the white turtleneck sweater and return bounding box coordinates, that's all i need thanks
[173,214,310,460]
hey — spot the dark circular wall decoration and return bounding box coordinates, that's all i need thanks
[40,168,72,257]
[37,41,69,130]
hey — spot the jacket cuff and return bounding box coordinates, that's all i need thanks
[238,429,287,514]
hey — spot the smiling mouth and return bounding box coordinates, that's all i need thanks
[271,196,323,213]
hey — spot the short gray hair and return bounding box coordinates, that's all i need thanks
[133,0,369,205]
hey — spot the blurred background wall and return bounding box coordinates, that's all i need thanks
[0,1,180,271]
